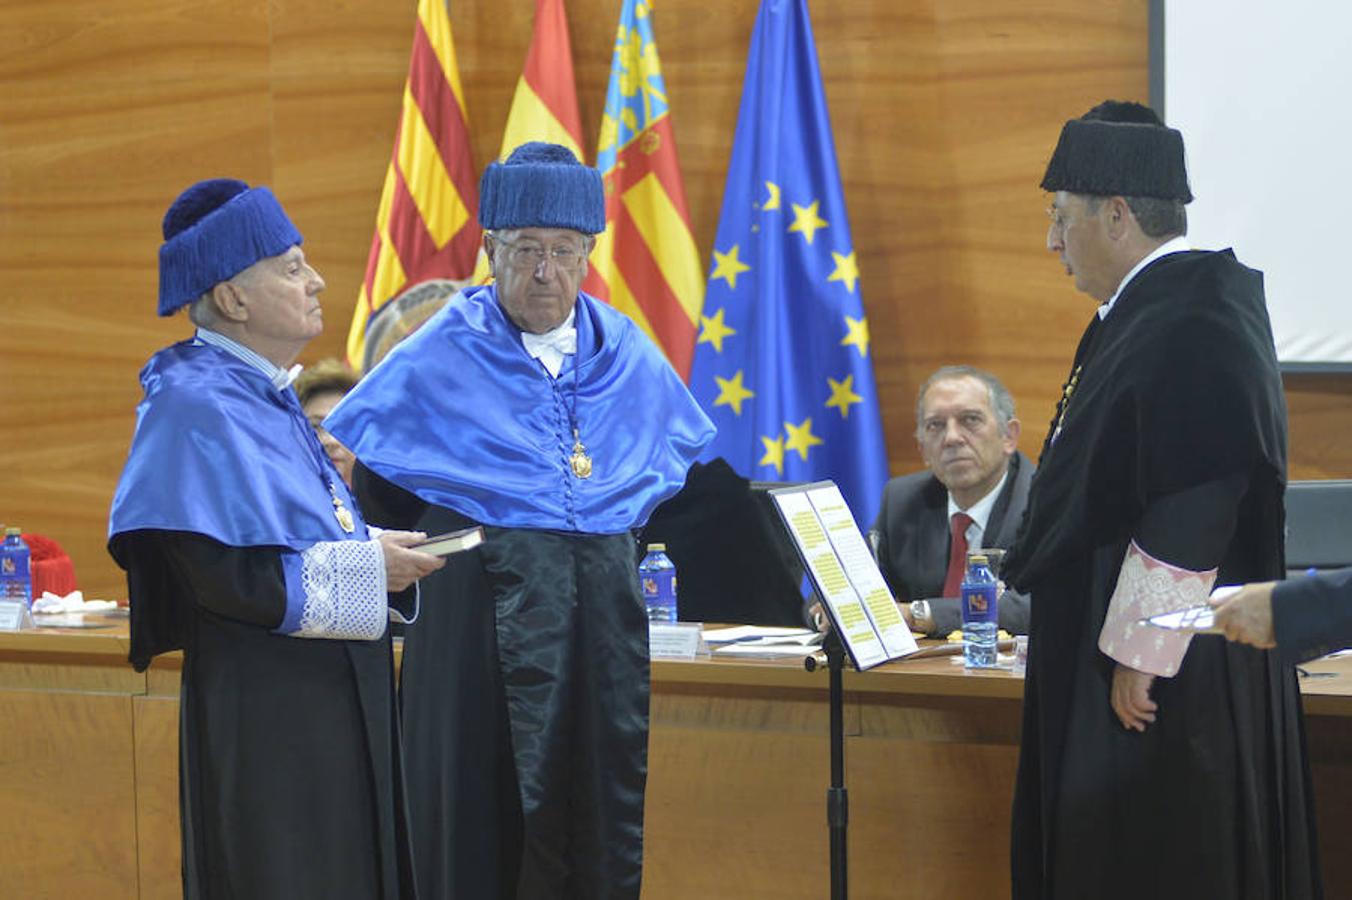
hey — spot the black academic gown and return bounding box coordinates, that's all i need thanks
[357,466,650,900]
[1004,250,1321,899]
[110,531,416,900]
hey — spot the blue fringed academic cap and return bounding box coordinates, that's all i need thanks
[1041,100,1193,203]
[157,178,304,316]
[478,142,605,234]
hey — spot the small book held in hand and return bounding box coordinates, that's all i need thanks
[1143,605,1219,633]
[412,526,485,557]
[1142,586,1238,634]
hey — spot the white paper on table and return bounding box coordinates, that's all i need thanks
[702,625,818,643]
[712,642,819,659]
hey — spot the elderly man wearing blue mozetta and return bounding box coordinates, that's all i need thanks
[108,178,444,898]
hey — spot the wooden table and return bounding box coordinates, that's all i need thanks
[1,623,1349,898]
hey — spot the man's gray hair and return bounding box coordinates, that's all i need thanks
[914,365,1016,438]
[187,292,219,328]
[1086,194,1187,239]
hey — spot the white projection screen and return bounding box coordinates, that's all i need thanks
[1160,1,1352,369]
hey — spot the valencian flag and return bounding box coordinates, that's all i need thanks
[346,0,480,369]
[582,0,704,381]
[689,0,887,528]
[469,0,585,284]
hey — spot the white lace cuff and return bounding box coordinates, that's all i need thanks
[1098,540,1216,677]
[276,540,389,640]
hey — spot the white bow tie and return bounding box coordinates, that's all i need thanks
[272,363,303,390]
[522,325,577,378]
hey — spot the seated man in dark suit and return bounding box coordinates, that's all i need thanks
[872,365,1033,636]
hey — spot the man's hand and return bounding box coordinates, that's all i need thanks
[378,530,445,592]
[1110,663,1157,732]
[1211,582,1277,649]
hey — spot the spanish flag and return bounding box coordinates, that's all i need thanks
[346,0,480,370]
[581,0,703,381]
[470,0,585,284]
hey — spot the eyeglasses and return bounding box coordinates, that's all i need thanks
[492,235,588,271]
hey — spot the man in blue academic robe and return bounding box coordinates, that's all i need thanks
[326,142,715,900]
[108,179,443,899]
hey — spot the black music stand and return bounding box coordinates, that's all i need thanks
[763,479,918,899]
[806,629,849,899]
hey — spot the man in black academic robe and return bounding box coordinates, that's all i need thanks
[108,179,442,899]
[1003,102,1321,898]
[326,143,715,900]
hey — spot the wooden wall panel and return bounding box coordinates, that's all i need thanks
[133,697,182,900]
[268,0,418,314]
[1287,375,1352,480]
[2,0,1349,602]
[0,0,275,599]
[0,692,139,897]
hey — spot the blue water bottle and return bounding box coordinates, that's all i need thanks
[1,528,32,609]
[639,543,678,623]
[960,552,998,668]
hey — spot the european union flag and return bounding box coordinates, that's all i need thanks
[689,0,888,528]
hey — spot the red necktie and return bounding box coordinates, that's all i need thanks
[942,512,975,598]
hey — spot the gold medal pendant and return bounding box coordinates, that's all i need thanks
[570,431,593,479]
[333,498,356,533]
[330,483,356,533]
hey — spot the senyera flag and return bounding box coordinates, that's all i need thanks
[347,0,481,370]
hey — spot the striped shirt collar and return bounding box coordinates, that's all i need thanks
[194,328,302,391]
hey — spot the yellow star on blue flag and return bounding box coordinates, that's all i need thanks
[710,245,752,290]
[698,308,737,353]
[826,375,863,418]
[689,0,887,528]
[759,432,787,475]
[714,370,755,415]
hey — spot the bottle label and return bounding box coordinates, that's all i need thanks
[1,548,32,606]
[642,570,677,603]
[640,553,678,622]
[960,583,998,624]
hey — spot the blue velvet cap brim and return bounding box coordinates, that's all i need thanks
[478,162,606,234]
[157,187,303,316]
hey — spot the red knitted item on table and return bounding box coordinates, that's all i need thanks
[21,533,78,598]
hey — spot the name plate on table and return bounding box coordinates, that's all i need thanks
[648,622,706,659]
[0,600,34,632]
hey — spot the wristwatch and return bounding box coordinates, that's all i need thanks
[908,600,933,633]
